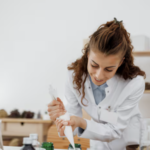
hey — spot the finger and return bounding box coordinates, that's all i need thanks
[65,120,72,126]
[55,118,60,124]
[56,119,62,126]
[58,120,64,132]
[62,126,65,136]
[57,97,65,110]
[49,110,66,119]
[48,100,61,107]
[50,117,56,121]
[49,108,66,115]
[48,104,64,112]
[55,119,59,126]
[65,120,74,126]
[72,126,76,132]
[60,126,65,136]
[56,119,63,131]
[57,120,64,132]
[50,111,66,121]
[62,121,69,126]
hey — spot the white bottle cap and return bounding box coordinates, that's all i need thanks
[23,137,32,144]
[29,134,38,140]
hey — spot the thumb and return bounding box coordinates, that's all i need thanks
[57,97,65,109]
[67,120,74,126]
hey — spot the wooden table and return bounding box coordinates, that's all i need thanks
[1,118,53,143]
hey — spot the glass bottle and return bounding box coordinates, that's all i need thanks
[21,137,35,150]
[29,133,40,148]
[41,142,54,150]
[68,143,82,150]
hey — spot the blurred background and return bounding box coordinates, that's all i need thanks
[0,0,150,149]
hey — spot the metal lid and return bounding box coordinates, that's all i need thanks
[29,133,38,140]
[42,142,53,148]
[23,137,32,144]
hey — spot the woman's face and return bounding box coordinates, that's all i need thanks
[87,49,123,86]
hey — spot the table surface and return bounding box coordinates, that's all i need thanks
[1,118,53,124]
[4,146,66,150]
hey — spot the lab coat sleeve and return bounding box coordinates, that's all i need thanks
[63,70,83,136]
[64,71,82,117]
[77,76,145,142]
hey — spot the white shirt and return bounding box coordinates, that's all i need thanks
[89,74,108,105]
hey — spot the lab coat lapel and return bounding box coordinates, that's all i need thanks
[97,75,117,106]
[84,74,96,105]
[84,74,117,106]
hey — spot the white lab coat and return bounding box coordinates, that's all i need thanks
[64,69,145,150]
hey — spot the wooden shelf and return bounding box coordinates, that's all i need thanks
[0,118,53,124]
[144,90,150,94]
[132,51,150,56]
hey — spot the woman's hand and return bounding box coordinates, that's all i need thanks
[48,97,66,121]
[56,116,87,136]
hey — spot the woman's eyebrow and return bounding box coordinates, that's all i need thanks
[92,60,99,65]
[92,60,116,68]
[106,66,116,68]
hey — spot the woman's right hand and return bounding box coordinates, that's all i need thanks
[48,97,66,121]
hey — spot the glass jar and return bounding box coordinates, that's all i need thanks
[68,143,82,150]
[21,137,35,150]
[41,142,54,150]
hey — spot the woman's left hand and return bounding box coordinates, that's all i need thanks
[56,116,87,136]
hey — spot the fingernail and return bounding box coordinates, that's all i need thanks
[58,120,61,123]
[63,121,68,125]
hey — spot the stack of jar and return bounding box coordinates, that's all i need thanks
[21,133,41,150]
[21,134,81,150]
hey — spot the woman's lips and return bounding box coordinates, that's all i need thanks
[94,77,103,82]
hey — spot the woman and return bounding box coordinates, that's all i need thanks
[48,18,146,150]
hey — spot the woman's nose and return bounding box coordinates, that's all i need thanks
[95,69,104,79]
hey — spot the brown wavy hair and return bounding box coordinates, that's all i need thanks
[68,18,146,105]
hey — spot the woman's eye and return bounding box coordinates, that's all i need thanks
[106,69,113,72]
[91,65,98,68]
[91,65,113,72]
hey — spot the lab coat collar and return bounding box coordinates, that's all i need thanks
[89,75,108,91]
[84,73,118,106]
[86,73,117,93]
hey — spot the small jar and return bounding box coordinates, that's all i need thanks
[21,137,35,150]
[29,133,40,148]
[68,143,82,150]
[41,142,54,150]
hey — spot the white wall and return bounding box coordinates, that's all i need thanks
[0,0,150,117]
